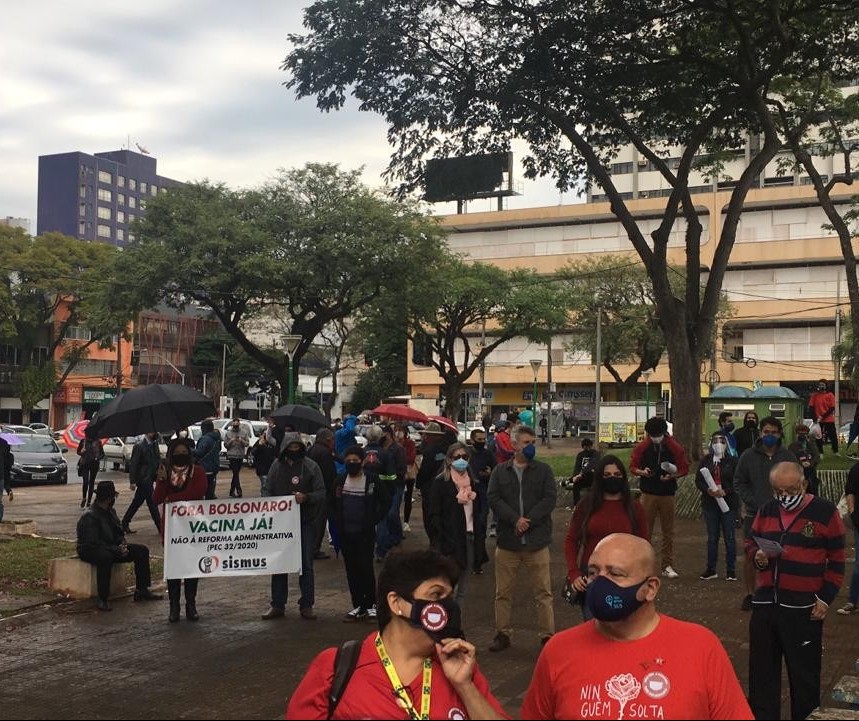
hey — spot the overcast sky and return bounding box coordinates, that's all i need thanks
[1,0,574,227]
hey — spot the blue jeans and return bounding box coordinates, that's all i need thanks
[270,521,315,610]
[848,529,859,605]
[375,486,404,558]
[702,502,737,574]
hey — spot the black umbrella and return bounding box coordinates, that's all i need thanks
[88,384,216,438]
[269,404,329,434]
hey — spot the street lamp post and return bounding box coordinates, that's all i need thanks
[530,359,542,432]
[642,368,653,420]
[139,348,185,385]
[283,335,302,404]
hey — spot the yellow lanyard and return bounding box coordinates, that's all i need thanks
[374,633,432,720]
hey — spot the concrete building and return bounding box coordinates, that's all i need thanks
[37,149,179,245]
[0,216,30,232]
[408,137,857,431]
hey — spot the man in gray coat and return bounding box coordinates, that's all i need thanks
[261,432,325,620]
[734,416,796,611]
[487,424,557,651]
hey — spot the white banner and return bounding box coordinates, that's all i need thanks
[164,496,302,579]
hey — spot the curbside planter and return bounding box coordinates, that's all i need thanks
[0,519,38,536]
[48,557,127,600]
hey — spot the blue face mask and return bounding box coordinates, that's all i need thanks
[761,433,779,448]
[585,575,648,622]
[451,458,469,472]
[522,444,536,461]
[723,422,735,433]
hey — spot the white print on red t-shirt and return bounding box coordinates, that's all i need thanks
[579,673,669,720]
[448,708,466,720]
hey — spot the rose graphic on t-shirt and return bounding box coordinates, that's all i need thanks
[605,673,641,720]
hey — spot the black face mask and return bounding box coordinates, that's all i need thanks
[745,419,758,429]
[345,461,363,476]
[472,442,485,450]
[284,447,305,462]
[601,476,624,494]
[405,596,464,643]
[172,455,191,467]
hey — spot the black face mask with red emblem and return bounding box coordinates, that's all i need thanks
[405,596,464,643]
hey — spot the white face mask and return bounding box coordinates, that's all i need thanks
[712,441,726,457]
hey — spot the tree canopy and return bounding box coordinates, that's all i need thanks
[285,0,859,453]
[109,163,446,396]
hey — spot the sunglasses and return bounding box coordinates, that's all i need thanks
[451,454,469,461]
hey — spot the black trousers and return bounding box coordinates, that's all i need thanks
[341,531,376,611]
[80,463,99,503]
[121,481,161,532]
[403,478,415,523]
[749,604,823,720]
[205,472,217,500]
[78,544,151,601]
[228,458,243,496]
[167,577,199,603]
[816,422,838,454]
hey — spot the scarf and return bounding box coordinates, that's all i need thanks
[451,469,476,505]
[168,465,191,490]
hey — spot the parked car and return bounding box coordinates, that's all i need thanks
[120,434,170,472]
[213,419,264,468]
[101,437,128,471]
[1,424,37,435]
[27,423,52,435]
[8,435,69,486]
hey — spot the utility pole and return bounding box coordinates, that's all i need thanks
[595,305,602,446]
[835,272,842,431]
[477,320,486,423]
[546,336,553,449]
[115,337,122,394]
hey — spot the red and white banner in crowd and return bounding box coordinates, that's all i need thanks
[164,496,301,579]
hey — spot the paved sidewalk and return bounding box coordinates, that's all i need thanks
[3,468,858,719]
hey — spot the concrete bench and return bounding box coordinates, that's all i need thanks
[48,557,127,600]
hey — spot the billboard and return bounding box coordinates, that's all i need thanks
[424,152,514,202]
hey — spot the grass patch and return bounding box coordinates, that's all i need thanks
[0,536,75,596]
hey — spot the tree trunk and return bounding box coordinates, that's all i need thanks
[661,321,703,463]
[443,378,464,421]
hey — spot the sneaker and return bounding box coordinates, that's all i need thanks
[662,566,679,579]
[366,605,377,620]
[489,632,511,652]
[699,569,718,580]
[402,522,411,533]
[741,594,753,612]
[726,573,738,581]
[344,606,367,622]
[837,602,858,615]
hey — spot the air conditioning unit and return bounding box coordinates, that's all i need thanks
[638,158,649,167]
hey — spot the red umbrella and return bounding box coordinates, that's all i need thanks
[428,415,459,434]
[372,404,429,424]
[60,419,90,448]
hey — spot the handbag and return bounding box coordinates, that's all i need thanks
[561,576,586,607]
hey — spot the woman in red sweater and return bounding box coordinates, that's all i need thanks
[153,437,208,624]
[565,454,648,620]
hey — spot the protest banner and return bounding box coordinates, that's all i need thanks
[164,496,301,579]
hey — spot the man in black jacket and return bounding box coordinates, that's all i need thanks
[121,432,162,534]
[414,422,449,544]
[307,427,337,560]
[76,481,162,611]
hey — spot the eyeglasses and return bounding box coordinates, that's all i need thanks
[451,454,468,461]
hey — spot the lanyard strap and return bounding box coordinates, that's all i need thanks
[374,633,432,720]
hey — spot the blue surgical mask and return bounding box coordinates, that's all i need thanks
[522,444,536,461]
[723,422,735,433]
[585,575,648,622]
[451,458,469,472]
[761,434,779,448]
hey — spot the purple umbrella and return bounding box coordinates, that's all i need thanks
[0,432,24,445]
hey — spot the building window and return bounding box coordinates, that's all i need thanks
[117,211,125,223]
[118,175,126,187]
[763,175,794,187]
[140,181,148,194]
[118,193,126,206]
[79,221,86,235]
[79,184,87,198]
[79,203,86,217]
[98,170,112,184]
[610,162,634,174]
[97,224,111,238]
[129,178,137,191]
[128,232,136,242]
[65,326,92,341]
[150,185,158,196]
[139,199,146,210]
[97,188,112,202]
[97,206,112,220]
[128,213,136,223]
[128,196,136,209]
[117,228,125,242]
[160,187,167,194]
[31,347,49,365]
[0,344,19,366]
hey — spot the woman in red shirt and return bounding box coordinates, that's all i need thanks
[153,437,208,624]
[565,455,648,620]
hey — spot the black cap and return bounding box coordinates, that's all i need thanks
[95,480,118,500]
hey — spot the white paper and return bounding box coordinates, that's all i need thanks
[699,467,730,513]
[754,536,784,557]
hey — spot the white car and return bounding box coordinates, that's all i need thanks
[121,434,170,471]
[102,437,128,471]
[28,423,52,435]
[214,419,266,468]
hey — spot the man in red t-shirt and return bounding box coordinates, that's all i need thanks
[808,379,838,455]
[522,534,752,721]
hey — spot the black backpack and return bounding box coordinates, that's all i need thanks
[327,639,362,719]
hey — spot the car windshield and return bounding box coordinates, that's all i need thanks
[17,436,61,453]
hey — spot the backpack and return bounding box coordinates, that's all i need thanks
[327,639,362,719]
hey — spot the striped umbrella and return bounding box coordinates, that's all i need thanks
[60,419,90,448]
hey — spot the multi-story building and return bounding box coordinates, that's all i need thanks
[409,137,857,429]
[0,216,30,232]
[37,148,179,246]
